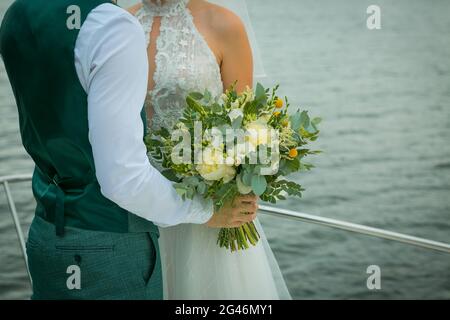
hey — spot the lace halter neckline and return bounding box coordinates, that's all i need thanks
[135,0,223,132]
[141,0,189,16]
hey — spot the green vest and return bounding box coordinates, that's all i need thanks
[0,0,158,235]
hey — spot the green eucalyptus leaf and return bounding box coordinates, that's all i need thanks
[197,181,207,195]
[242,170,253,186]
[186,186,195,199]
[300,111,310,129]
[232,115,243,129]
[251,175,267,196]
[290,111,302,131]
[184,176,200,186]
[255,82,265,100]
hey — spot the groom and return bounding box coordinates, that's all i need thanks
[0,0,258,299]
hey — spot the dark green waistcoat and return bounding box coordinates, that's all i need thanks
[0,0,158,235]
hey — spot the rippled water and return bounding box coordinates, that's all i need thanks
[1,0,449,299]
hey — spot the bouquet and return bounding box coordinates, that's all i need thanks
[145,83,321,252]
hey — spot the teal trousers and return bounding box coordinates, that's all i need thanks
[26,216,162,300]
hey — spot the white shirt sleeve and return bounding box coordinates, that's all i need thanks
[74,4,213,227]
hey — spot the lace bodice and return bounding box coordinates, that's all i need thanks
[135,0,223,131]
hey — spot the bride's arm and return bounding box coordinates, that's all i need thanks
[213,8,254,92]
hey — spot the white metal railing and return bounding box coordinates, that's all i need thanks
[1,173,450,288]
[259,205,450,254]
[0,174,32,284]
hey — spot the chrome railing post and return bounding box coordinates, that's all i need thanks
[2,180,32,285]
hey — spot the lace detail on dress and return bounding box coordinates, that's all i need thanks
[142,0,189,16]
[135,0,223,131]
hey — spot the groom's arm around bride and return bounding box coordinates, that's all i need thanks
[0,0,257,300]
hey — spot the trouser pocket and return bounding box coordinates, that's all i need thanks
[27,236,116,299]
[142,232,157,285]
[26,217,161,299]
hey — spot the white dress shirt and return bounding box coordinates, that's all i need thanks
[74,3,213,227]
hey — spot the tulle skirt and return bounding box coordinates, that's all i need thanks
[158,218,292,300]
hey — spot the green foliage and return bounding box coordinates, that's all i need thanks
[186,94,207,118]
[144,82,322,251]
[260,179,304,204]
[251,175,267,196]
[278,157,300,175]
[161,169,180,182]
[213,183,238,211]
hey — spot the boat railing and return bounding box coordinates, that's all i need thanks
[2,173,450,288]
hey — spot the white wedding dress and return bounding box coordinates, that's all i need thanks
[135,0,291,300]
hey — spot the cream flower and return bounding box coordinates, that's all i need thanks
[196,147,236,182]
[246,120,271,147]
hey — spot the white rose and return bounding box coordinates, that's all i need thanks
[196,148,236,182]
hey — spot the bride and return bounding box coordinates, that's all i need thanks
[128,0,291,300]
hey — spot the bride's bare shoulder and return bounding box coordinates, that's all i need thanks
[196,0,247,38]
[127,3,143,16]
